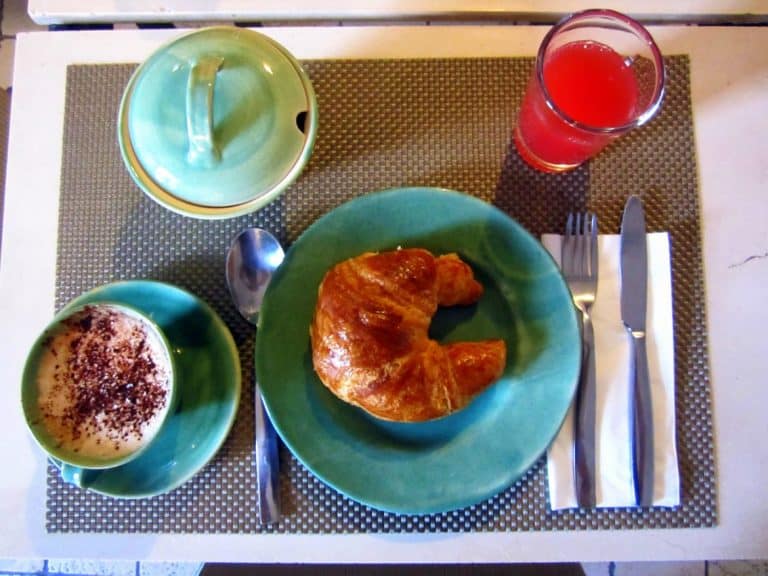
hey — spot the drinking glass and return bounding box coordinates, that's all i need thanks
[514,9,665,173]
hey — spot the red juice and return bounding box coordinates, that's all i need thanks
[515,40,640,172]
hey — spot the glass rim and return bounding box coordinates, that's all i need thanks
[535,8,666,135]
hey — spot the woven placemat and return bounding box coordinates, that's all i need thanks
[47,56,715,533]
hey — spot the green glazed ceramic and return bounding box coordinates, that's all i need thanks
[118,27,318,219]
[255,187,581,514]
[43,280,241,498]
[22,301,178,472]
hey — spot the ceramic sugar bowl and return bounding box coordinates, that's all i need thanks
[118,27,318,219]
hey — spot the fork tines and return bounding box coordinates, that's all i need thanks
[563,212,598,278]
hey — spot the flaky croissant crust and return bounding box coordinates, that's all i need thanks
[310,248,507,422]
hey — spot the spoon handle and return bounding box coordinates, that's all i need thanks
[255,383,280,523]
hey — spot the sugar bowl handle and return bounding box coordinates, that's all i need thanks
[186,55,224,167]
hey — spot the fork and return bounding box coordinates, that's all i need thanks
[562,212,599,508]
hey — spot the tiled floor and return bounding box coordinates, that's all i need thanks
[0,559,202,576]
[2,565,758,576]
[4,562,768,576]
[0,1,766,575]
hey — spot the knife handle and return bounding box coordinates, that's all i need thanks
[628,331,654,507]
[255,385,281,523]
[574,311,597,507]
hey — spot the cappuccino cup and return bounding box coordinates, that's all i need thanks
[22,302,177,478]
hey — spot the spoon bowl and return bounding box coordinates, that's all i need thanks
[226,228,285,325]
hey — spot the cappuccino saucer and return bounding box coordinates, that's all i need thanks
[48,280,241,498]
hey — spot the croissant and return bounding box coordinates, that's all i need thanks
[310,248,507,422]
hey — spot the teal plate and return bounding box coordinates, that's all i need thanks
[256,187,581,514]
[49,280,241,498]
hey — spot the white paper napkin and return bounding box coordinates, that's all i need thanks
[542,233,680,509]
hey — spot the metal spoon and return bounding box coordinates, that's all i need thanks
[226,228,285,524]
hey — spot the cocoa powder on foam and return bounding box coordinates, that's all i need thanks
[38,305,170,457]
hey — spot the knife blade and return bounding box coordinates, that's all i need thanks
[620,195,655,507]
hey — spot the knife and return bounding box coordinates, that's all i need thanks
[620,195,655,507]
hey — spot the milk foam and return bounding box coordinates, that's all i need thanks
[36,305,172,462]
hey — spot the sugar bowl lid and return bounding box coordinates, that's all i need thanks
[118,27,318,219]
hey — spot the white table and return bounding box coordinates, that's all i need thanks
[26,0,768,25]
[1,26,767,563]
